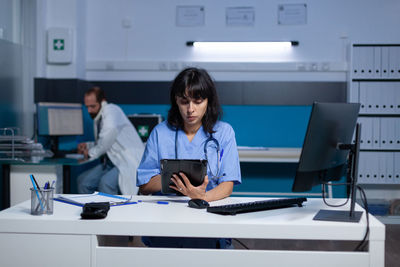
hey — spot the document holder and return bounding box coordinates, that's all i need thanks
[160,159,207,194]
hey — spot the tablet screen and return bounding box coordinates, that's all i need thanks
[160,159,207,194]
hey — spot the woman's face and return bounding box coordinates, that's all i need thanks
[176,94,208,130]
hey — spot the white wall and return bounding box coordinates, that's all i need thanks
[38,0,400,81]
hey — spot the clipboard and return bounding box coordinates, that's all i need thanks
[54,192,137,207]
[160,159,207,194]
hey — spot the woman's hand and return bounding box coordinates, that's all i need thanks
[170,173,209,200]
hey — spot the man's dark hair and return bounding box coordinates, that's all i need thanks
[85,86,106,103]
[167,67,222,133]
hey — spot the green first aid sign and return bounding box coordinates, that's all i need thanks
[137,125,149,137]
[53,39,65,50]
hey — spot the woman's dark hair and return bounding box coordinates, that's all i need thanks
[167,67,222,134]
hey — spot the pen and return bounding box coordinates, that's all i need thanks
[44,181,50,189]
[51,180,56,189]
[30,174,44,212]
[219,148,224,161]
[31,174,41,190]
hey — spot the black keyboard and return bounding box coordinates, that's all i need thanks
[206,197,307,215]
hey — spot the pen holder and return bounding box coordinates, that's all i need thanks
[30,187,54,215]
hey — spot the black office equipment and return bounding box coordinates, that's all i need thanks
[188,199,210,209]
[292,102,363,223]
[207,197,307,215]
[80,202,110,219]
[160,159,207,194]
[128,113,163,143]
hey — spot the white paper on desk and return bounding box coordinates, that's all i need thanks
[56,192,129,205]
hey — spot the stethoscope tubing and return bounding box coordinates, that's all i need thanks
[175,128,221,179]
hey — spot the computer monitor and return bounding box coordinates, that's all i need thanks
[128,114,163,143]
[37,102,84,155]
[292,102,362,222]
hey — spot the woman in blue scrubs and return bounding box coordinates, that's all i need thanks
[137,67,241,248]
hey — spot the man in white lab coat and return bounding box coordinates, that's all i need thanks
[77,87,144,195]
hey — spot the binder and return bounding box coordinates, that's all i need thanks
[352,46,362,79]
[388,46,399,78]
[395,46,400,78]
[394,82,400,115]
[359,82,368,114]
[378,152,386,184]
[371,152,380,184]
[372,117,380,149]
[385,152,395,184]
[387,118,396,149]
[396,119,400,149]
[370,82,382,114]
[381,46,390,78]
[357,152,366,184]
[373,46,381,78]
[358,117,370,149]
[395,153,400,183]
[385,82,396,114]
[380,118,389,149]
[360,46,374,78]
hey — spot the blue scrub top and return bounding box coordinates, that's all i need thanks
[137,121,241,191]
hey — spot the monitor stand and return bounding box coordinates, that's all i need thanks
[49,136,62,158]
[313,123,363,223]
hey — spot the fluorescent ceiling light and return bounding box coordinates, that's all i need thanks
[186,41,299,49]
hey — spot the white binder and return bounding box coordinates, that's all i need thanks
[352,46,362,79]
[395,83,400,114]
[370,152,380,184]
[359,82,368,114]
[395,119,400,149]
[373,46,381,78]
[357,151,366,184]
[395,153,400,183]
[370,82,382,114]
[384,82,396,114]
[358,117,372,149]
[386,152,395,184]
[381,46,390,78]
[360,46,374,78]
[380,117,396,149]
[372,117,380,149]
[388,46,399,78]
[378,152,387,184]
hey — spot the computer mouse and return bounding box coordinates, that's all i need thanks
[188,199,210,209]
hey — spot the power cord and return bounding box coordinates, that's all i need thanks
[321,181,370,251]
[354,185,369,251]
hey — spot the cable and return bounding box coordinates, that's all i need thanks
[321,182,350,207]
[354,185,369,251]
[233,238,249,250]
[321,181,370,251]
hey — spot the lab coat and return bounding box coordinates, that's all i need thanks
[86,101,144,195]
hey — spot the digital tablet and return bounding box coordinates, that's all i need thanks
[160,159,207,194]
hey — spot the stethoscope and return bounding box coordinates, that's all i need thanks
[175,129,224,180]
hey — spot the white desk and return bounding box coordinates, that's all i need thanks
[0,196,385,267]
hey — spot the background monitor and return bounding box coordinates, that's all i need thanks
[37,102,84,136]
[128,113,163,143]
[292,102,360,193]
